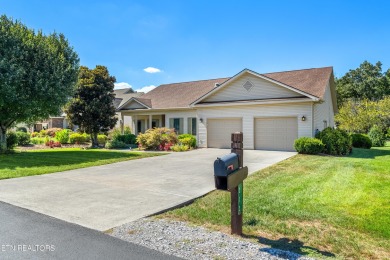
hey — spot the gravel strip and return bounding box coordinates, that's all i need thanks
[110,218,314,260]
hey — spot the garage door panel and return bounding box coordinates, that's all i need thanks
[255,117,297,151]
[207,119,242,148]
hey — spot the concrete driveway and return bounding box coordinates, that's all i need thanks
[0,149,295,231]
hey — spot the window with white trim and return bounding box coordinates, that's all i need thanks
[187,118,197,135]
[169,118,184,134]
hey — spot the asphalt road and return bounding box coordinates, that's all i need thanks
[0,202,181,260]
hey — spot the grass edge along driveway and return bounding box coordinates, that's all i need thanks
[0,148,164,180]
[162,144,390,259]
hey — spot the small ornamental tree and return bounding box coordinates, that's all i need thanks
[0,15,79,152]
[66,66,117,147]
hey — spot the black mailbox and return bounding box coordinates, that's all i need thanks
[214,153,248,191]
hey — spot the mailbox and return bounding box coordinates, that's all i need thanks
[214,153,239,177]
[214,153,248,191]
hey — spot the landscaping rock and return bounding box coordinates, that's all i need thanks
[110,218,313,260]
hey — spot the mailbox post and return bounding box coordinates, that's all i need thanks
[231,132,243,235]
[213,132,246,236]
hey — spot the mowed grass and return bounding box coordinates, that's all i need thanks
[163,143,390,259]
[0,148,163,180]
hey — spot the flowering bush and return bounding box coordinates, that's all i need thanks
[137,128,178,150]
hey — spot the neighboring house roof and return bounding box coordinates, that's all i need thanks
[118,67,334,110]
[113,88,144,108]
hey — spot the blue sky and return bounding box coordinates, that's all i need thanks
[1,1,390,92]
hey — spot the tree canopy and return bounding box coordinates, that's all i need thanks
[335,97,390,133]
[66,65,117,147]
[0,15,79,151]
[336,61,390,105]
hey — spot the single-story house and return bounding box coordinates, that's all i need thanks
[117,67,337,151]
[113,88,144,129]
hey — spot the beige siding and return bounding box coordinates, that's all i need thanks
[198,103,312,149]
[165,110,197,135]
[203,73,304,103]
[313,83,335,133]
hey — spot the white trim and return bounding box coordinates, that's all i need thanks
[190,69,320,106]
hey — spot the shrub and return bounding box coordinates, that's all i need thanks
[30,137,45,145]
[109,128,135,144]
[105,139,128,149]
[368,125,386,147]
[171,144,190,152]
[6,131,18,150]
[45,140,61,148]
[46,128,62,137]
[82,133,91,142]
[97,135,108,145]
[123,126,132,135]
[351,134,372,149]
[315,127,352,155]
[294,137,325,154]
[16,131,31,146]
[39,130,47,137]
[137,128,178,150]
[55,129,71,144]
[16,127,27,133]
[69,133,86,144]
[31,132,39,137]
[178,134,196,148]
[115,134,136,144]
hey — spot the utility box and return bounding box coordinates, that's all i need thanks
[214,153,248,191]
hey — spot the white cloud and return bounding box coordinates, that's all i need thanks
[143,67,161,73]
[136,85,156,93]
[114,82,132,89]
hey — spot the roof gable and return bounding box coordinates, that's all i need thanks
[201,71,305,103]
[118,97,151,110]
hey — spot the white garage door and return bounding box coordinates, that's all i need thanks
[255,117,297,151]
[207,118,242,148]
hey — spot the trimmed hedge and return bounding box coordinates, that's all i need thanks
[351,133,372,149]
[6,131,18,149]
[178,134,196,148]
[294,137,325,154]
[368,125,386,147]
[315,127,352,155]
[97,135,108,145]
[69,133,86,144]
[16,131,30,146]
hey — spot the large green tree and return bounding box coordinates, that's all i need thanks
[0,15,79,151]
[335,97,390,133]
[336,61,390,105]
[66,66,117,147]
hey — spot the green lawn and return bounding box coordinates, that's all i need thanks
[0,148,163,180]
[162,143,390,259]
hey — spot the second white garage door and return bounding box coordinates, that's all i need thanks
[255,117,298,151]
[207,118,242,148]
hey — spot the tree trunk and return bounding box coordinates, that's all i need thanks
[0,128,7,153]
[91,132,99,148]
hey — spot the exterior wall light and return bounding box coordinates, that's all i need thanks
[301,116,306,121]
[200,118,203,123]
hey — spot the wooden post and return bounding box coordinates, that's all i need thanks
[231,132,243,235]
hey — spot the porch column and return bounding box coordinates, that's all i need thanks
[121,114,124,134]
[134,115,138,134]
[149,115,152,129]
